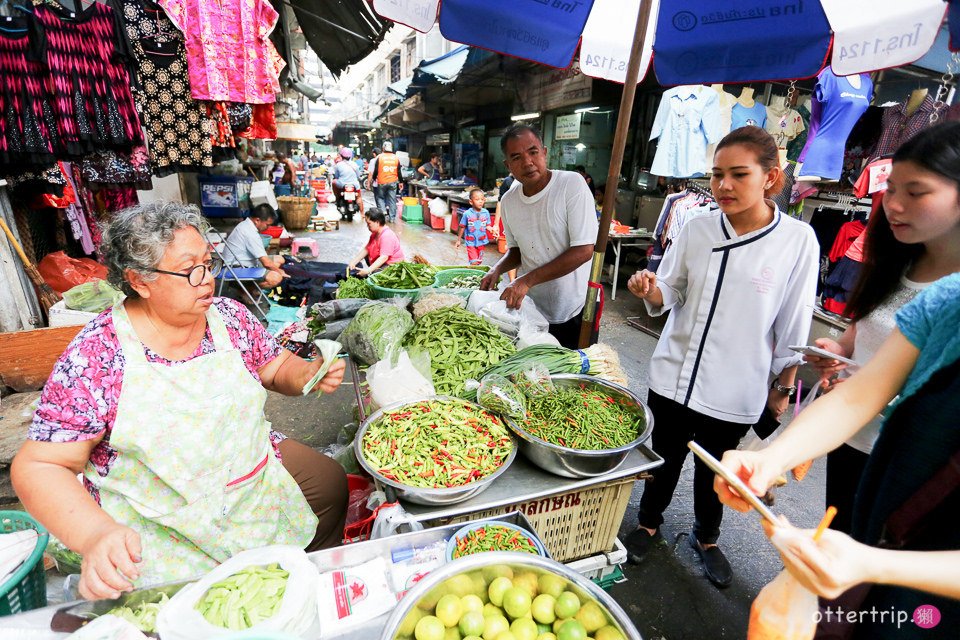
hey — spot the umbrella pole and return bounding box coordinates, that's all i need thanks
[578,0,654,349]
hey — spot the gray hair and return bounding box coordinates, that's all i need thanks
[102,202,209,298]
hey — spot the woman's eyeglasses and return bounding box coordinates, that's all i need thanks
[148,258,223,287]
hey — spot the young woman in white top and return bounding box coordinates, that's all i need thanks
[626,126,820,588]
[804,121,960,534]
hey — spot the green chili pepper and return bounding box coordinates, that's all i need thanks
[520,386,642,450]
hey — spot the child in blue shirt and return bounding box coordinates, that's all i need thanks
[455,187,491,265]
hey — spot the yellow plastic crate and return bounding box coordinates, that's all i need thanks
[419,476,636,563]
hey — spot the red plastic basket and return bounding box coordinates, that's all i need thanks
[429,213,445,230]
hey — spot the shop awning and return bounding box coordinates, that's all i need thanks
[410,45,470,88]
[371,0,953,85]
[286,0,390,78]
[275,122,320,141]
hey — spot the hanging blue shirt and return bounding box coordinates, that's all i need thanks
[730,102,768,130]
[798,69,873,180]
[649,86,722,179]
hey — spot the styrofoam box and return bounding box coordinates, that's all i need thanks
[48,300,97,327]
[565,537,627,582]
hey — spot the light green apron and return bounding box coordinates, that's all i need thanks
[86,302,318,585]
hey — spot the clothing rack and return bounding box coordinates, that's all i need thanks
[809,192,872,217]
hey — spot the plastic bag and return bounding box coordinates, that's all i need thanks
[467,291,549,339]
[38,251,108,294]
[250,180,279,210]
[62,279,124,313]
[316,557,395,638]
[338,300,413,365]
[427,197,448,216]
[370,502,424,540]
[65,614,150,639]
[367,349,435,409]
[156,545,319,640]
[308,298,369,324]
[516,327,561,349]
[322,423,361,474]
[476,374,526,419]
[748,570,817,640]
[511,364,554,398]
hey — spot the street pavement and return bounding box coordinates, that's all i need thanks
[264,196,829,639]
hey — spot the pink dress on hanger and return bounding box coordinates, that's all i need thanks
[158,0,284,104]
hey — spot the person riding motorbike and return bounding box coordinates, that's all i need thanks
[331,148,364,218]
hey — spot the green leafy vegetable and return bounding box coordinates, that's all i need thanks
[336,277,373,299]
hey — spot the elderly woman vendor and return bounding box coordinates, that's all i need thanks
[11,203,348,600]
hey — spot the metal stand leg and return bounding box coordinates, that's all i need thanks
[611,238,622,301]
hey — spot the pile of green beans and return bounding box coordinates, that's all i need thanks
[445,274,483,289]
[451,525,540,558]
[373,262,437,289]
[521,386,642,450]
[406,306,515,395]
[336,277,372,299]
[361,399,513,488]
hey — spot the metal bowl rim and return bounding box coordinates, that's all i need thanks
[504,373,653,457]
[378,551,641,640]
[354,395,518,496]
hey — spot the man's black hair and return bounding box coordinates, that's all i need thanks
[251,203,277,223]
[500,123,544,153]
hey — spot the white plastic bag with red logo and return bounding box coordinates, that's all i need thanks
[316,557,395,638]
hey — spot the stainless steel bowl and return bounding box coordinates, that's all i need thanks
[354,396,517,506]
[505,374,653,478]
[379,552,643,640]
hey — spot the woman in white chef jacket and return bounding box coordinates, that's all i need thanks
[626,126,820,588]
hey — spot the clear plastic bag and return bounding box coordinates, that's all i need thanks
[476,374,526,419]
[748,569,818,640]
[511,364,555,398]
[467,291,550,339]
[370,501,425,540]
[338,300,413,365]
[321,423,360,474]
[156,546,319,640]
[367,349,435,409]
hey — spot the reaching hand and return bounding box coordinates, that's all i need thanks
[767,386,791,419]
[308,358,346,394]
[714,449,783,513]
[805,338,850,385]
[79,524,142,600]
[627,270,658,300]
[480,270,501,291]
[500,278,530,310]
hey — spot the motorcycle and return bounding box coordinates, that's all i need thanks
[336,184,361,222]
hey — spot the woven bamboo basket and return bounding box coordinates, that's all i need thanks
[277,196,315,230]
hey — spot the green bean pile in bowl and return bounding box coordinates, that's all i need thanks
[355,396,517,505]
[503,374,653,479]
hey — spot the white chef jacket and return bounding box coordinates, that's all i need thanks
[645,205,819,424]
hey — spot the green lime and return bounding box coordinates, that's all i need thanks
[556,619,587,640]
[594,625,626,640]
[488,577,513,607]
[437,594,464,627]
[574,601,606,633]
[462,594,485,613]
[483,604,505,619]
[482,614,510,640]
[553,592,580,620]
[446,628,462,640]
[493,633,516,640]
[536,634,558,640]
[400,607,425,636]
[416,615,447,640]
[510,616,539,640]
[537,574,566,599]
[502,587,532,619]
[460,611,486,637]
[531,594,556,624]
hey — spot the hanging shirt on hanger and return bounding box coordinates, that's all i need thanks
[765,106,805,148]
[649,86,722,178]
[786,104,811,162]
[798,69,873,180]
[158,0,284,103]
[730,101,767,130]
[853,157,892,217]
[705,90,737,167]
[868,95,943,162]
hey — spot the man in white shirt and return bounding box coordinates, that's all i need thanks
[480,124,599,348]
[223,204,287,288]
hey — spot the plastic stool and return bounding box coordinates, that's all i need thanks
[291,237,320,257]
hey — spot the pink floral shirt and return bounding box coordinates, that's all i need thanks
[158,0,284,103]
[30,298,284,503]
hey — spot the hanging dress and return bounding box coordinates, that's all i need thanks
[34,2,144,157]
[0,12,59,172]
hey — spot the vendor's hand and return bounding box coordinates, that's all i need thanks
[805,338,850,384]
[767,386,791,419]
[307,357,346,394]
[455,240,462,249]
[357,268,370,277]
[762,518,879,599]
[79,523,142,600]
[480,269,501,291]
[715,449,783,513]
[500,277,530,310]
[821,376,846,394]
[627,270,657,300]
